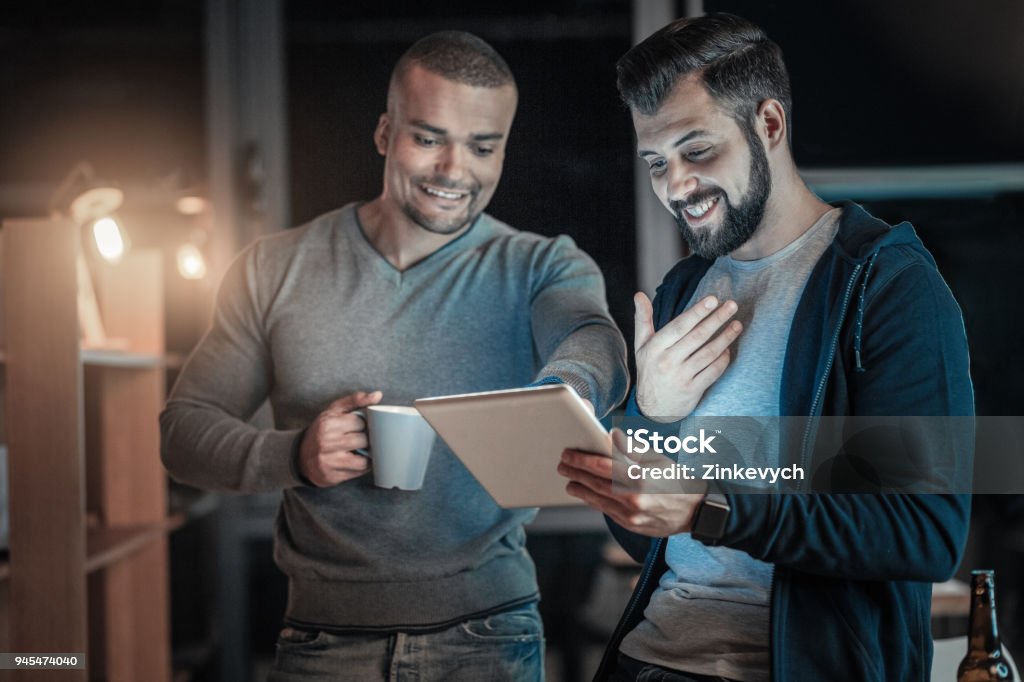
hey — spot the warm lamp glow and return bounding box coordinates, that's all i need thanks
[176,243,207,280]
[175,195,208,216]
[91,217,126,263]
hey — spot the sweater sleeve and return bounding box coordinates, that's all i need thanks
[529,235,630,418]
[159,243,306,493]
[715,253,975,582]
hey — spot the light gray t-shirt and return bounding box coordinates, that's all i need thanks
[620,208,841,681]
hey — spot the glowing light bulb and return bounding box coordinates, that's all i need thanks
[92,217,126,263]
[177,243,207,280]
[175,195,207,216]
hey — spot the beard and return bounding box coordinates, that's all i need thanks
[402,175,482,235]
[671,123,771,260]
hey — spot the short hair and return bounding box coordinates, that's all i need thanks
[389,30,515,107]
[616,13,793,144]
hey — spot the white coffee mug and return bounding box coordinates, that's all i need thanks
[354,405,437,490]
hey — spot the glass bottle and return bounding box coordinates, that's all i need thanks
[957,569,1013,681]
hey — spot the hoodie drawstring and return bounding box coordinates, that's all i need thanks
[853,251,879,373]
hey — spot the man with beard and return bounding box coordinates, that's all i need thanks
[557,13,973,682]
[160,31,629,681]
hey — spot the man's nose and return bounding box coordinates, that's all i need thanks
[665,160,699,204]
[435,144,466,182]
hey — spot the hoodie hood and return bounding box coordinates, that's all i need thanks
[828,201,941,373]
[831,200,935,266]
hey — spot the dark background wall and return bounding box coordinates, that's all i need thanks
[710,0,1024,167]
[3,0,1022,347]
[285,2,637,335]
[0,3,205,185]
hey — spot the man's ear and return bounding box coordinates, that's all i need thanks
[373,113,390,156]
[757,99,787,149]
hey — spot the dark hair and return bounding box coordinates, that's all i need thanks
[391,30,515,96]
[617,13,792,145]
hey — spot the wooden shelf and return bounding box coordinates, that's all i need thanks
[0,349,182,369]
[1,219,173,681]
[85,516,185,574]
[931,578,971,618]
[0,516,185,583]
[82,348,164,369]
[0,350,182,366]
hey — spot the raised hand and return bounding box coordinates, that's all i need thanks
[633,292,742,421]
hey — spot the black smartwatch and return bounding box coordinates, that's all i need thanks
[691,488,731,545]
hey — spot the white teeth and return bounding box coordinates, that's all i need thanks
[422,186,464,200]
[685,197,717,218]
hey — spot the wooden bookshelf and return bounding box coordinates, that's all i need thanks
[85,518,184,575]
[0,517,185,582]
[0,349,185,368]
[0,218,172,682]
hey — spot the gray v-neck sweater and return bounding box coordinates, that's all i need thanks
[161,203,629,629]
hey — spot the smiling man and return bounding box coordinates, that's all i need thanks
[160,31,628,682]
[557,13,974,682]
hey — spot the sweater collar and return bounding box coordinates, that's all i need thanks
[346,202,497,277]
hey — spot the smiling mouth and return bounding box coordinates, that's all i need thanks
[684,195,719,219]
[420,184,469,202]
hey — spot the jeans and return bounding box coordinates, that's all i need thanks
[608,653,738,682]
[268,601,544,682]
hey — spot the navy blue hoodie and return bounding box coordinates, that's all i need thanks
[596,202,974,681]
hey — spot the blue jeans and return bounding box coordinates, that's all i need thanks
[268,602,544,682]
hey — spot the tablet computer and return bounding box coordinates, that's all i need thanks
[415,384,612,508]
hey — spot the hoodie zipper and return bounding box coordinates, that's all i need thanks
[774,261,863,680]
[798,262,863,480]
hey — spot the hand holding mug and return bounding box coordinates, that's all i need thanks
[299,390,382,487]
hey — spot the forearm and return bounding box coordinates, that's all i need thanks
[160,398,304,493]
[528,235,629,416]
[719,491,970,582]
[537,321,629,417]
